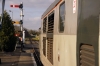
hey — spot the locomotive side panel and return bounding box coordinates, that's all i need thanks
[40,0,78,66]
[53,0,78,66]
[77,0,100,66]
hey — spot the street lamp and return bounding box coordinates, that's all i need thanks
[9,10,13,20]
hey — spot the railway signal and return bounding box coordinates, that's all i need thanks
[12,20,23,24]
[12,21,20,24]
[20,20,23,24]
[10,3,23,9]
[10,2,24,51]
[10,5,19,8]
[19,3,23,9]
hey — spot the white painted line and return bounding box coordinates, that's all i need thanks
[31,53,37,66]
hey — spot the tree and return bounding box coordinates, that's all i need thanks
[28,30,38,35]
[0,11,16,52]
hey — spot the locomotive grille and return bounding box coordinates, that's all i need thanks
[43,18,47,33]
[47,38,53,64]
[43,37,46,56]
[47,13,54,64]
[48,14,54,33]
[80,44,95,66]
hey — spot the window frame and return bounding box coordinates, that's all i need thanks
[59,2,65,33]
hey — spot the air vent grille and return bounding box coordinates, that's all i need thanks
[43,37,46,56]
[80,44,95,66]
[43,18,47,33]
[47,38,53,64]
[48,14,54,33]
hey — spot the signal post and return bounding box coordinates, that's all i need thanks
[10,2,24,51]
[20,2,24,51]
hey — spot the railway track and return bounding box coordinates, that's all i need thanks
[25,38,43,66]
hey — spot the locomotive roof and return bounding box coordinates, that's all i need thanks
[41,0,61,19]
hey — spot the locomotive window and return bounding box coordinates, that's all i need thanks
[59,2,65,32]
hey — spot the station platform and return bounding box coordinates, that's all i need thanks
[0,43,37,66]
[17,44,37,66]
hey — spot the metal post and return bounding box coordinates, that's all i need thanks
[12,11,13,20]
[9,10,13,20]
[20,2,23,51]
[0,0,5,64]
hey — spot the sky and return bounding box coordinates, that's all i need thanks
[0,0,55,30]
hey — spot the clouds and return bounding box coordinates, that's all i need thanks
[0,0,55,30]
[14,17,41,30]
[26,17,41,25]
[6,0,55,9]
[23,17,41,30]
